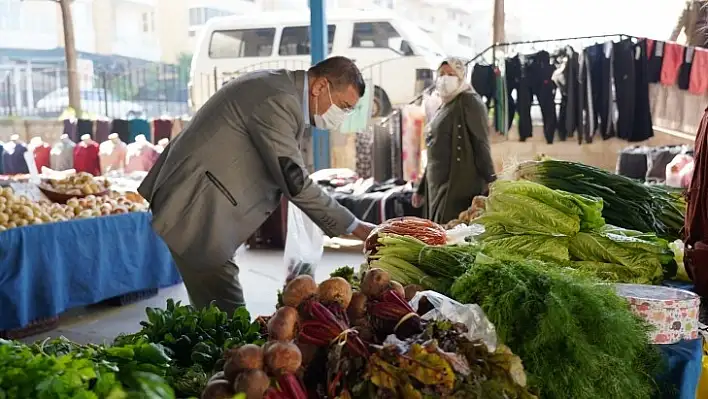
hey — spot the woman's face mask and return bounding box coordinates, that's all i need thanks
[436,75,461,96]
[314,82,349,130]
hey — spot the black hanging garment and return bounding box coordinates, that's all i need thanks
[111,119,131,144]
[552,47,580,141]
[647,40,664,83]
[631,39,654,142]
[516,51,558,143]
[678,46,695,90]
[501,56,520,132]
[577,50,595,144]
[471,63,496,109]
[76,119,94,141]
[472,63,513,132]
[586,43,615,140]
[612,39,636,141]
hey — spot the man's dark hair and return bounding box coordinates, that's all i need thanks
[308,56,366,97]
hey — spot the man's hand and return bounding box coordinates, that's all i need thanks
[411,193,424,208]
[351,221,376,241]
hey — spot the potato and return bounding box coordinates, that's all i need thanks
[208,371,225,383]
[267,306,299,341]
[360,268,391,298]
[389,281,405,299]
[233,369,270,399]
[224,344,264,382]
[282,275,317,308]
[317,277,353,309]
[296,341,319,367]
[404,284,424,301]
[264,341,302,375]
[347,291,368,321]
[201,379,234,399]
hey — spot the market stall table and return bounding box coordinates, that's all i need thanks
[0,211,181,331]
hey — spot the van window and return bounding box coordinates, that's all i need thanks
[351,22,400,49]
[209,28,275,58]
[279,25,336,56]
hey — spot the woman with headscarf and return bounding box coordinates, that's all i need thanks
[412,57,496,224]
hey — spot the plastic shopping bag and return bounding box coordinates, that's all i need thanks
[665,154,693,188]
[409,290,497,352]
[284,202,325,283]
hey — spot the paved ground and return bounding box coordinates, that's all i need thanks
[23,246,364,345]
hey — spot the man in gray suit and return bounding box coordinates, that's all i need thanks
[138,56,374,314]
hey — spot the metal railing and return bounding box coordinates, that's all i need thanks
[192,56,431,117]
[1,63,190,119]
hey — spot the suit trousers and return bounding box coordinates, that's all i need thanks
[170,250,246,314]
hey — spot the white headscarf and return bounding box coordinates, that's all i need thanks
[436,57,473,103]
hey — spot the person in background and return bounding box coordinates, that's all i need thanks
[139,56,375,314]
[412,57,496,224]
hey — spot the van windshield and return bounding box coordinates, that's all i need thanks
[397,20,445,57]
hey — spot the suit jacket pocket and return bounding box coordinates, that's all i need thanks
[205,171,238,206]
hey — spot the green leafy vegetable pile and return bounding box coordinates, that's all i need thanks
[474,180,676,284]
[450,256,663,399]
[366,233,480,292]
[114,299,264,397]
[0,336,175,398]
[511,158,686,240]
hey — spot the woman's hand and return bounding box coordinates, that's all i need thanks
[411,193,424,208]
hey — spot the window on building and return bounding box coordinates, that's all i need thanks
[189,7,233,27]
[141,12,155,33]
[209,28,275,58]
[457,34,471,47]
[0,0,21,30]
[351,22,400,49]
[279,25,336,56]
[373,0,394,8]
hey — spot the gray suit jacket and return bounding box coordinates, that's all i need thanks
[138,69,356,266]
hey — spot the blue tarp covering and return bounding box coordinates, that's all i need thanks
[655,338,703,399]
[0,212,181,330]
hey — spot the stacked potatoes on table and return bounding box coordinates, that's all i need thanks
[40,172,110,195]
[0,187,147,232]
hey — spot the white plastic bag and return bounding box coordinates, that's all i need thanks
[409,290,497,352]
[665,154,693,188]
[284,202,325,283]
[445,224,484,245]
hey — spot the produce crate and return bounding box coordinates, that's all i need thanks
[0,316,59,339]
[101,288,159,306]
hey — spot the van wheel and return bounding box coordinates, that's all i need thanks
[372,86,392,117]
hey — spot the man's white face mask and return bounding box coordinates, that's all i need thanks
[314,83,349,130]
[436,75,461,96]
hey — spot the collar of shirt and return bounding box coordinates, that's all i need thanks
[303,73,310,127]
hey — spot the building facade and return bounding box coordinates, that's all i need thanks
[0,0,527,63]
[0,0,162,61]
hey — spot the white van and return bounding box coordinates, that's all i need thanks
[189,9,445,116]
